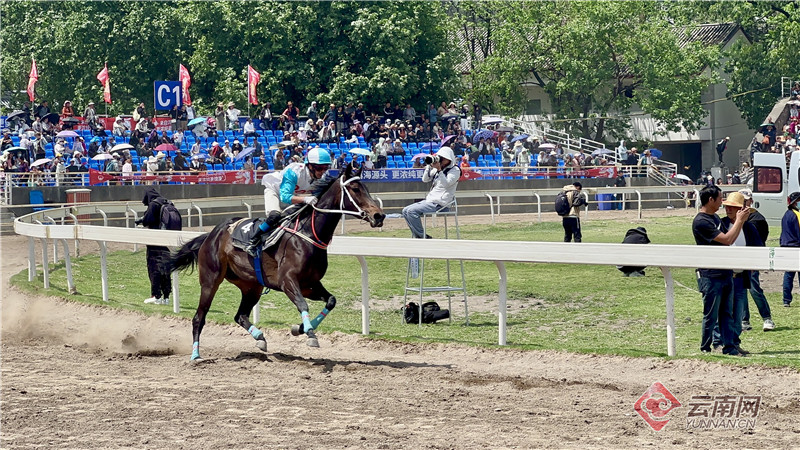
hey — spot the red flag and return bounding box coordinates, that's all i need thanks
[26,59,38,101]
[179,64,192,105]
[247,65,260,105]
[96,63,111,104]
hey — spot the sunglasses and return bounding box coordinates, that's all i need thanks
[310,164,330,172]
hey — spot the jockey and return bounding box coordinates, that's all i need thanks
[246,147,333,256]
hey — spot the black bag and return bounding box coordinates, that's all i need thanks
[403,301,450,324]
[555,190,571,216]
[158,200,182,231]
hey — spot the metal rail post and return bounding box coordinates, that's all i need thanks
[61,239,77,294]
[357,256,370,336]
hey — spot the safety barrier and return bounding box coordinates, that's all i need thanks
[13,203,800,357]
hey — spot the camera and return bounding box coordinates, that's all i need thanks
[423,155,440,165]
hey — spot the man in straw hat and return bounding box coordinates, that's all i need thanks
[692,185,751,356]
[780,191,800,307]
[715,191,764,354]
[737,189,775,331]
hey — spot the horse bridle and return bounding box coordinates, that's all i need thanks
[310,175,370,222]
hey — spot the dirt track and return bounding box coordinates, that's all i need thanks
[2,212,800,448]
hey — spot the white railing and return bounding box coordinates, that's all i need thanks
[14,204,799,357]
[781,77,798,98]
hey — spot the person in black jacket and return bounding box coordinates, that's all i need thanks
[617,227,650,277]
[135,188,173,305]
[738,189,775,331]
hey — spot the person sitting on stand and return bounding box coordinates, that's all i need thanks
[401,146,460,239]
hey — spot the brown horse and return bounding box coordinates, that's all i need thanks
[169,163,385,361]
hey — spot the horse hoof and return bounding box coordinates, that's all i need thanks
[291,324,302,336]
[255,340,268,352]
[191,357,204,364]
[306,337,320,348]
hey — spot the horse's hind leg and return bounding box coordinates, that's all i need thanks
[234,285,268,352]
[192,274,224,362]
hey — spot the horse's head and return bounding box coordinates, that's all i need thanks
[339,163,385,227]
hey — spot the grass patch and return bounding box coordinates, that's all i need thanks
[10,215,800,370]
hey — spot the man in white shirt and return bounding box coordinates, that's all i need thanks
[401,146,460,238]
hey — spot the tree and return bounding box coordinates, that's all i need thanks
[464,1,720,142]
[0,1,460,116]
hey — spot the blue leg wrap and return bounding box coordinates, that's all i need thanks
[301,311,313,331]
[309,308,330,329]
[248,325,264,340]
[258,221,270,232]
[191,341,201,360]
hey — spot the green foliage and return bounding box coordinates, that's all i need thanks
[0,1,460,115]
[11,216,799,369]
[461,1,720,142]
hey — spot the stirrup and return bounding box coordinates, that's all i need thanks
[246,243,261,257]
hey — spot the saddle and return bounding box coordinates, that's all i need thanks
[228,206,308,253]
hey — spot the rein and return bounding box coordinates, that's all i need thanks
[278,175,368,250]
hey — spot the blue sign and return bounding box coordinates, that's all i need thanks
[153,81,182,111]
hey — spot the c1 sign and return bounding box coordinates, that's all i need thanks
[153,81,182,111]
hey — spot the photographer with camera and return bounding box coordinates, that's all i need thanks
[401,146,460,238]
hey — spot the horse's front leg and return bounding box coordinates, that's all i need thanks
[306,281,336,330]
[281,277,320,348]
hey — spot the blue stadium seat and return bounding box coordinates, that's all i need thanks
[387,160,396,168]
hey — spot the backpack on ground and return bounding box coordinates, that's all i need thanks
[403,301,450,324]
[555,190,571,216]
[158,199,182,231]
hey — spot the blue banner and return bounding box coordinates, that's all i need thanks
[153,81,183,111]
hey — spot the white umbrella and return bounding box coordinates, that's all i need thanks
[92,153,114,160]
[279,140,295,146]
[110,143,134,152]
[31,158,52,167]
[674,174,692,182]
[349,148,372,156]
[482,116,504,125]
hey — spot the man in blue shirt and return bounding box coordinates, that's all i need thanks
[780,192,800,307]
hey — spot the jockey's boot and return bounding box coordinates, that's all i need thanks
[246,211,282,257]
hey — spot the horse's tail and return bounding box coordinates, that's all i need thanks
[169,233,208,273]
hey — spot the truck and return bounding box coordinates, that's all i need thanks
[751,149,800,225]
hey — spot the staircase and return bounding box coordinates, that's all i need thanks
[501,115,679,184]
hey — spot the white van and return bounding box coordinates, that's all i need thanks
[751,150,800,225]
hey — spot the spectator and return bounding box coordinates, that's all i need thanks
[501,144,513,168]
[403,104,416,122]
[692,185,749,356]
[61,100,74,118]
[243,118,258,138]
[716,136,730,164]
[259,102,274,131]
[133,102,146,123]
[173,152,188,172]
[716,192,763,355]
[112,116,128,137]
[255,154,269,171]
[136,188,178,305]
[323,103,337,129]
[561,182,587,243]
[335,105,347,134]
[35,100,50,119]
[427,103,437,131]
[306,101,319,122]
[738,189,775,331]
[282,100,299,131]
[616,227,650,277]
[615,173,627,210]
[516,142,530,176]
[215,103,226,132]
[83,101,97,129]
[401,146,460,239]
[472,104,482,130]
[780,192,800,307]
[226,102,241,131]
[178,105,188,131]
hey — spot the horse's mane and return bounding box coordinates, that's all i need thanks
[310,173,339,197]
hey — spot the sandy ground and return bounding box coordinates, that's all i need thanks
[2,210,800,449]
